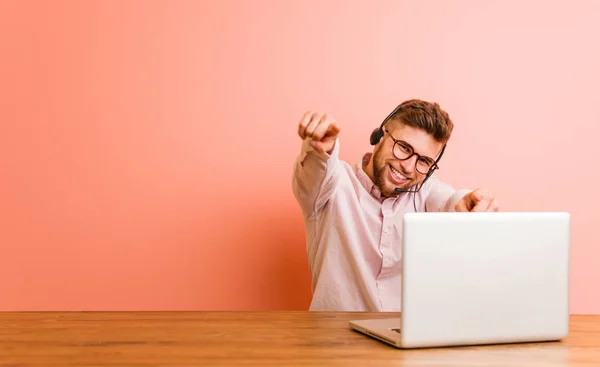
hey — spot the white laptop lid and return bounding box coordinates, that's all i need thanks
[400,212,570,348]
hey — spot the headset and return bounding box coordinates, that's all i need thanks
[369,102,447,211]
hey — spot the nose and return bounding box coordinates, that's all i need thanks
[399,155,417,175]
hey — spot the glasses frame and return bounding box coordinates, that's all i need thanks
[384,128,441,175]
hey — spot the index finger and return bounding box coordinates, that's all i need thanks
[470,198,492,212]
[298,111,313,139]
[312,116,339,141]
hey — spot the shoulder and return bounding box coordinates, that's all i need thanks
[420,174,454,195]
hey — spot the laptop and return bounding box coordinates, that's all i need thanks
[349,211,570,349]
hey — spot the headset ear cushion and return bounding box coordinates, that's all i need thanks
[370,128,383,145]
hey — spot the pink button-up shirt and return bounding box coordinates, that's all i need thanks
[292,138,469,312]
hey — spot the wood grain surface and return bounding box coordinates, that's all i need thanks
[0,311,598,366]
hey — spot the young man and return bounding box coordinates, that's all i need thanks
[291,99,499,312]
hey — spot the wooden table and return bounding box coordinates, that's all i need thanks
[1,311,599,366]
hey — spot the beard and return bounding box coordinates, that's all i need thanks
[371,146,416,198]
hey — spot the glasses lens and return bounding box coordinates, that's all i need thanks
[416,160,433,174]
[393,143,412,160]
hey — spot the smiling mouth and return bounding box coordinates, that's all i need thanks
[389,164,409,183]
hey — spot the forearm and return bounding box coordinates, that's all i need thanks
[292,138,341,218]
[424,177,471,212]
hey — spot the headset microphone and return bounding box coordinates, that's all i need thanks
[392,182,423,195]
[393,177,428,211]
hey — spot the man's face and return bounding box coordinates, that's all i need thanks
[371,123,443,197]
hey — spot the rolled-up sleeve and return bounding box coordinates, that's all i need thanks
[292,138,342,219]
[424,177,471,212]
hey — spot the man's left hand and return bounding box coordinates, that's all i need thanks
[454,189,499,212]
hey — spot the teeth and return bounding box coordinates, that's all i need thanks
[390,166,406,180]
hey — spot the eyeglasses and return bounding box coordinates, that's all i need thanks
[384,128,439,175]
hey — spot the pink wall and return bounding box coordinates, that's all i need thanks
[1,1,598,313]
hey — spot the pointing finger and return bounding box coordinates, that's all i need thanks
[323,123,341,141]
[463,191,480,210]
[454,197,469,212]
[312,116,337,141]
[470,197,492,212]
[298,111,312,139]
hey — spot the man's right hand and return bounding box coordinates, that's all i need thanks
[297,111,341,154]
